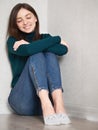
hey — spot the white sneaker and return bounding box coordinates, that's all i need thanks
[57,113,71,125]
[44,114,60,125]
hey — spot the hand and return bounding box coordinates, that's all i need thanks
[13,39,29,51]
[61,40,69,48]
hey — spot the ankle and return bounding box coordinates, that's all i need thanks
[42,101,55,116]
[54,104,67,114]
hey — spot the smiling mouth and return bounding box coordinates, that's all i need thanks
[24,26,31,30]
[23,24,32,29]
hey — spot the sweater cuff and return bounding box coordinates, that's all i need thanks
[53,36,61,43]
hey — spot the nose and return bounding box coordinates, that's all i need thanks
[23,19,28,25]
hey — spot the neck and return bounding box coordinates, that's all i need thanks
[23,31,35,42]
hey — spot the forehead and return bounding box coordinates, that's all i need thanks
[17,8,33,18]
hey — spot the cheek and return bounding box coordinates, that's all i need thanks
[33,21,36,26]
[32,17,37,24]
[16,23,23,29]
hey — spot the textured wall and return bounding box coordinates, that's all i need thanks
[48,0,98,121]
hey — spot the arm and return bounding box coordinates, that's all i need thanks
[7,36,61,56]
[13,39,29,51]
[14,39,68,56]
[41,34,69,48]
[42,34,69,56]
[13,34,52,51]
[46,44,68,56]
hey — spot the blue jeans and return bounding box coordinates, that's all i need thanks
[8,52,62,116]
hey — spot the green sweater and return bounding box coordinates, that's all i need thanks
[7,33,68,88]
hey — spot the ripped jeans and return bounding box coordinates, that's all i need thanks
[8,52,63,116]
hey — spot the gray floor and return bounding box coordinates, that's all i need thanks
[0,114,98,130]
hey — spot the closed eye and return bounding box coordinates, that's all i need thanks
[17,18,22,23]
[26,14,32,19]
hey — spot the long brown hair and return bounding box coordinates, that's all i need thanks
[7,3,41,40]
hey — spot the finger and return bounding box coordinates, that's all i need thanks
[13,44,19,51]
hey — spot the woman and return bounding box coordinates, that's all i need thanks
[6,3,71,125]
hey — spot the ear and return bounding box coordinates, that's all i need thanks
[35,17,37,22]
[35,19,37,22]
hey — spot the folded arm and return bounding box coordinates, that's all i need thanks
[7,35,61,56]
[46,44,68,56]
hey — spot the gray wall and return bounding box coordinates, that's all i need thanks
[48,0,98,121]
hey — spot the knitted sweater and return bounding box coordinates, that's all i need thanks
[7,32,68,88]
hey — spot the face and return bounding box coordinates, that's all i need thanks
[16,8,37,33]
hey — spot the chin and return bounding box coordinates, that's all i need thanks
[23,29,34,33]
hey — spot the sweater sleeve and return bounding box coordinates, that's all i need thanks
[7,35,61,56]
[41,34,68,56]
[46,44,68,56]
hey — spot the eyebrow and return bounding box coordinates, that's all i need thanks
[16,13,32,19]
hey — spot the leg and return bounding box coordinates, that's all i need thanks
[52,89,66,113]
[44,52,71,124]
[8,57,42,116]
[28,53,55,116]
[28,53,60,125]
[44,52,64,112]
[44,52,62,93]
[28,53,48,94]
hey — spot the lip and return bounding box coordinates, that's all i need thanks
[24,26,31,30]
[23,23,32,29]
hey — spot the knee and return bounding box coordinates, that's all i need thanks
[28,53,45,69]
[29,53,43,62]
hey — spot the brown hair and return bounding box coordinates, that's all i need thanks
[7,3,41,40]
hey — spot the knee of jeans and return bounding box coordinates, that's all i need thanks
[28,53,45,72]
[28,53,40,68]
[29,53,43,61]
